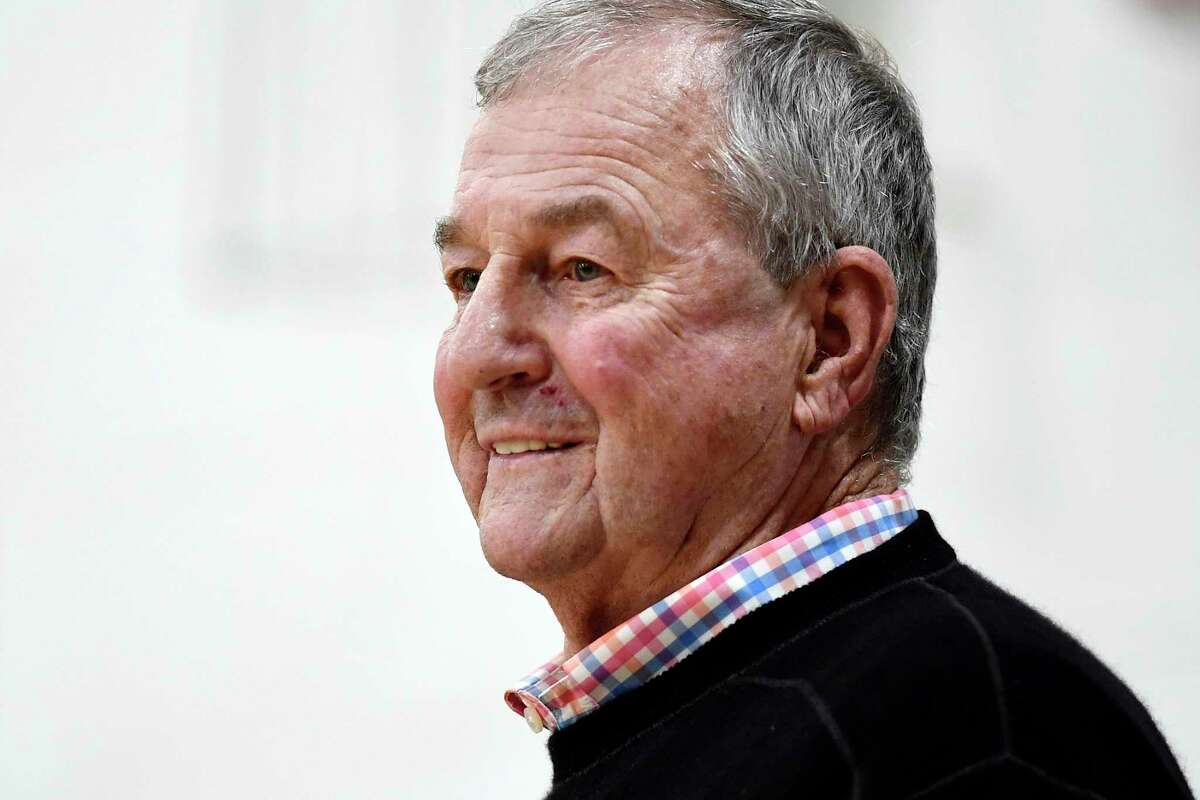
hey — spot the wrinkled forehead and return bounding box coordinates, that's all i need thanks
[451,29,730,246]
[493,23,726,130]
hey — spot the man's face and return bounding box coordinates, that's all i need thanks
[434,36,807,593]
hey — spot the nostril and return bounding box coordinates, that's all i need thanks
[455,327,550,392]
[486,370,538,391]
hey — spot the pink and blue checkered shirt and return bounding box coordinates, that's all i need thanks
[505,490,917,733]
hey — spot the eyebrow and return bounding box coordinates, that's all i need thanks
[532,195,623,230]
[433,195,626,254]
[433,216,463,253]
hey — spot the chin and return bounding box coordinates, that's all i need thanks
[478,513,604,585]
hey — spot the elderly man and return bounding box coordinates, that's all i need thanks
[433,1,1193,797]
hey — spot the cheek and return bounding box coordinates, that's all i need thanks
[560,315,732,457]
[434,340,485,502]
[432,350,451,406]
[558,317,667,416]
[433,342,467,429]
[561,313,783,454]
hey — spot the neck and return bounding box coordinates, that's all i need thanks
[538,429,899,657]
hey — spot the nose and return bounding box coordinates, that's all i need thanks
[442,264,551,393]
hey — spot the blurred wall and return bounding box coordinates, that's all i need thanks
[1,1,1196,797]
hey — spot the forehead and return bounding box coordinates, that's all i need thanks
[450,29,729,249]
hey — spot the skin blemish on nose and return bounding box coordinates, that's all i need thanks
[539,385,559,396]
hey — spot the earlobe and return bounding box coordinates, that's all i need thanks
[790,246,897,436]
[792,368,851,435]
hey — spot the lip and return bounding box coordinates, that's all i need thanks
[489,446,575,461]
[477,432,590,454]
[487,443,594,468]
[487,442,587,459]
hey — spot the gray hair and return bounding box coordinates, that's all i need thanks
[475,0,937,479]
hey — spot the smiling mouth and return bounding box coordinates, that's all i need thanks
[491,440,582,456]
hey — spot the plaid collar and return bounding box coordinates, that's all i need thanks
[505,490,918,734]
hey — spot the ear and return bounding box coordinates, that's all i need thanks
[792,246,898,435]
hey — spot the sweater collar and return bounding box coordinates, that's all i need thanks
[504,490,918,734]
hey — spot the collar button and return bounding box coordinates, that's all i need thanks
[523,705,545,734]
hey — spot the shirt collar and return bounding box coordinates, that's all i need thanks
[504,490,918,733]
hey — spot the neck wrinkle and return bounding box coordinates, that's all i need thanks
[550,430,896,657]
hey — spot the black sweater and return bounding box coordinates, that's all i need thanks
[540,513,1193,799]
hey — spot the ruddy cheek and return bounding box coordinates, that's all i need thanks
[433,343,476,477]
[559,321,650,410]
[433,345,466,421]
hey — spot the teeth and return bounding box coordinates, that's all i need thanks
[493,440,565,454]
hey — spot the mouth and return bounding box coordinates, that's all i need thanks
[488,440,585,460]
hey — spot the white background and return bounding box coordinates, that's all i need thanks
[1,1,1197,797]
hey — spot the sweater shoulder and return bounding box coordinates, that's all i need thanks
[737,562,1191,799]
[925,562,1193,799]
[736,567,1009,796]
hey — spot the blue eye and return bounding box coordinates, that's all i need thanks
[453,269,481,293]
[570,259,605,282]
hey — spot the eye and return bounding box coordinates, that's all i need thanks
[567,259,608,282]
[449,269,482,294]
